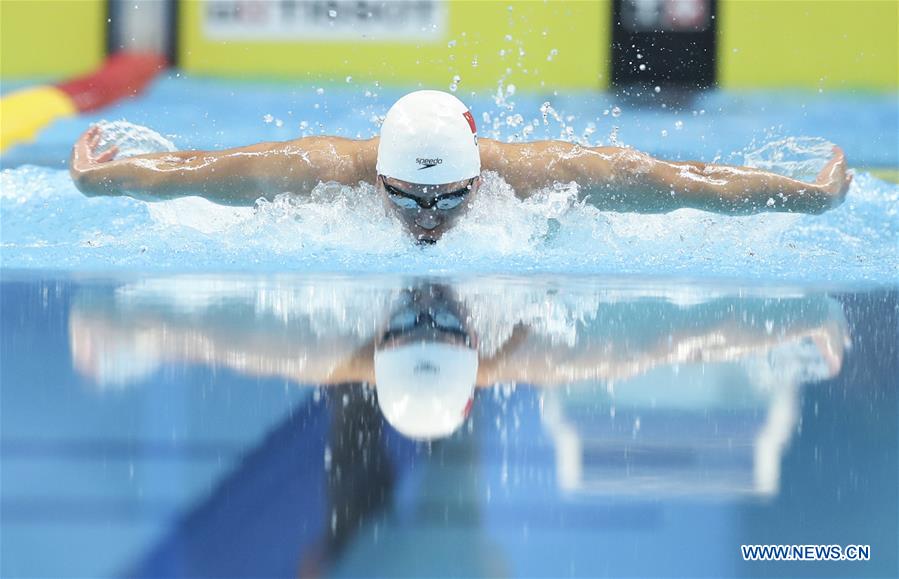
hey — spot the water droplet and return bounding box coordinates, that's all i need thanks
[447,39,456,48]
[547,48,558,62]
[263,114,274,124]
[611,106,622,118]
[661,129,668,137]
[674,120,684,130]
[471,56,479,68]
[505,113,524,127]
[654,86,661,93]
[638,63,646,71]
[345,75,353,83]
[328,8,337,18]
[315,87,325,95]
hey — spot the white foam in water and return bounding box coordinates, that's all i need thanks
[147,198,252,235]
[0,121,896,282]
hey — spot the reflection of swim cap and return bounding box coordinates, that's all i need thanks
[374,342,478,440]
[377,90,480,185]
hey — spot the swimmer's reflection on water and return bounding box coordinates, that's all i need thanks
[69,278,849,443]
[64,279,860,577]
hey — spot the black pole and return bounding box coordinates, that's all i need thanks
[166,0,179,67]
[105,0,120,55]
[610,0,718,90]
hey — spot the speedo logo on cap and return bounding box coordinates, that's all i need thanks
[416,157,442,170]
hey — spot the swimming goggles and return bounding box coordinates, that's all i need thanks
[379,175,475,211]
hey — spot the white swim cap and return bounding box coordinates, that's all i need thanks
[377,90,480,185]
[374,342,478,440]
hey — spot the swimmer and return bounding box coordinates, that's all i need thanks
[70,90,852,243]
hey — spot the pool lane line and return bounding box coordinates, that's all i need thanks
[0,52,167,153]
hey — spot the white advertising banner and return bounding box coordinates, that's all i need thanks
[203,0,448,42]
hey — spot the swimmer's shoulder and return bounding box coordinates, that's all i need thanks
[353,137,379,177]
[479,138,594,163]
[278,135,379,184]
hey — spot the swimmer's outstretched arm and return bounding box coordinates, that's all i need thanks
[480,139,852,214]
[480,296,847,386]
[70,126,378,205]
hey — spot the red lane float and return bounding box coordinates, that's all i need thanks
[57,52,167,113]
[0,52,167,152]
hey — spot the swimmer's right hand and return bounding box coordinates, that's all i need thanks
[70,126,119,195]
[814,146,852,211]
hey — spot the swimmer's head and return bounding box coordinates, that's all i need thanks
[376,90,481,243]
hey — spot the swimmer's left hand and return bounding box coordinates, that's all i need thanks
[71,125,117,168]
[814,146,852,210]
[70,126,120,195]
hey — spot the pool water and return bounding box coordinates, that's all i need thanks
[1,273,896,577]
[1,76,897,282]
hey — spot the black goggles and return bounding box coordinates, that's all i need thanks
[379,175,475,211]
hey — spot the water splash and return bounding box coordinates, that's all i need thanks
[1,160,896,282]
[95,120,177,158]
[743,137,836,181]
